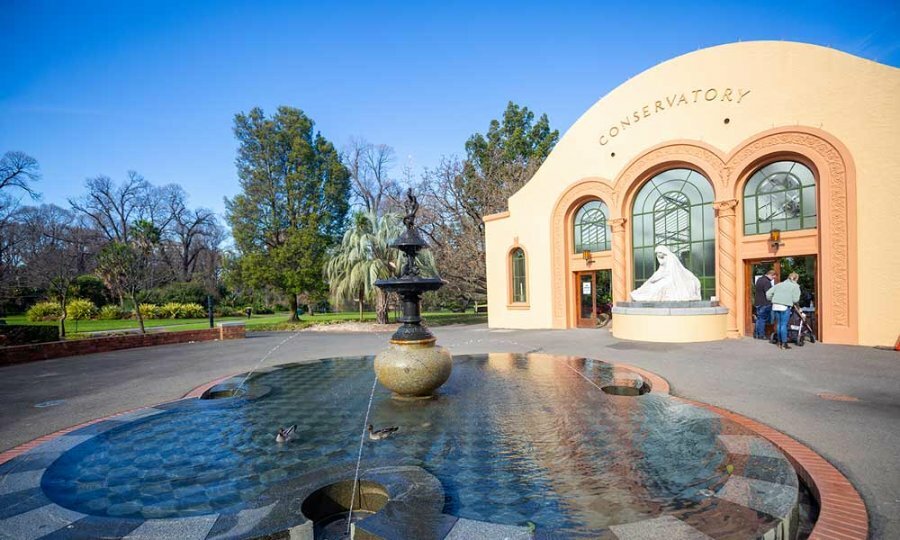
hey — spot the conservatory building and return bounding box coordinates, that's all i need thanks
[484,41,900,347]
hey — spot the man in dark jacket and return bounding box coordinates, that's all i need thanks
[753,269,776,339]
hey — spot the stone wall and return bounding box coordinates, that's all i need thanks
[0,323,245,366]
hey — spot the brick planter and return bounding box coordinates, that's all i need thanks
[0,323,245,366]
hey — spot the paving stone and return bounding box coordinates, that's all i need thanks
[0,503,86,540]
[715,475,797,518]
[445,517,532,539]
[123,514,218,539]
[206,502,275,540]
[0,469,43,495]
[610,515,714,539]
[717,435,786,459]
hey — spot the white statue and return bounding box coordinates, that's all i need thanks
[630,246,701,302]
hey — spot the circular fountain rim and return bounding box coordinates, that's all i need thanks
[0,356,867,540]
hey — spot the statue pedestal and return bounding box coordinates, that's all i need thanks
[611,301,729,343]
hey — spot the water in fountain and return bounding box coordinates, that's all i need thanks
[346,374,379,536]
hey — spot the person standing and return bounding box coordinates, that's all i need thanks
[753,269,776,339]
[766,272,802,349]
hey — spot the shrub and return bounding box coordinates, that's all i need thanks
[26,301,62,322]
[158,302,183,319]
[67,299,97,320]
[99,305,127,320]
[157,281,209,305]
[0,324,59,344]
[71,275,110,307]
[179,303,206,318]
[138,303,160,319]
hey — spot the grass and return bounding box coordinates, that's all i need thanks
[241,311,488,332]
[2,310,487,337]
[3,313,292,335]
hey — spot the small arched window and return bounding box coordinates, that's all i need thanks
[510,248,527,304]
[573,200,611,253]
[743,161,817,235]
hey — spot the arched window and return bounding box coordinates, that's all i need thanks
[573,200,611,253]
[743,161,817,235]
[632,168,716,299]
[510,248,527,303]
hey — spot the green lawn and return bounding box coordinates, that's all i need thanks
[3,310,487,337]
[3,313,292,335]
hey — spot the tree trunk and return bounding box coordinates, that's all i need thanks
[58,294,67,339]
[375,289,389,325]
[289,294,299,322]
[358,290,364,322]
[133,295,146,334]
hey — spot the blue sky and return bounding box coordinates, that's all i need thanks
[2,0,898,217]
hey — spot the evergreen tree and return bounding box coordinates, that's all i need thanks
[225,107,350,320]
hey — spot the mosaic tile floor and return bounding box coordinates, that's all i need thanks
[0,354,800,539]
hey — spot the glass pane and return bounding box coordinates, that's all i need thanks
[580,275,593,318]
[744,161,817,235]
[631,168,715,297]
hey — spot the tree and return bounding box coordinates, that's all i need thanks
[325,211,436,323]
[162,185,220,282]
[225,106,351,320]
[0,151,41,296]
[0,151,41,220]
[69,172,151,243]
[95,220,161,334]
[20,205,95,338]
[344,138,401,217]
[419,102,558,300]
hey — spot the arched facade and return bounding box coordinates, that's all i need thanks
[485,41,897,346]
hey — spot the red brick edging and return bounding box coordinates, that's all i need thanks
[0,324,245,366]
[620,362,869,540]
[0,364,870,540]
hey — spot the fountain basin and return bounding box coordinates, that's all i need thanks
[1,354,803,539]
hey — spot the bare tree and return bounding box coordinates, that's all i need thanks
[344,138,397,216]
[0,151,41,208]
[69,172,150,243]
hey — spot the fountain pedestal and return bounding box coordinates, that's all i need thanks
[373,190,452,399]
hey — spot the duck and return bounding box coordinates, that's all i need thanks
[275,425,297,443]
[367,424,399,441]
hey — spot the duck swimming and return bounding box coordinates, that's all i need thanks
[275,425,297,443]
[367,424,399,441]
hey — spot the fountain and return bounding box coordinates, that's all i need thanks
[0,191,813,540]
[372,189,452,399]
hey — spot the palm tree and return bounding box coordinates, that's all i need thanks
[325,211,435,324]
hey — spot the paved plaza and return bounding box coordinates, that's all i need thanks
[1,325,897,537]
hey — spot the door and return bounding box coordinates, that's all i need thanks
[744,256,819,338]
[745,260,779,336]
[576,270,612,328]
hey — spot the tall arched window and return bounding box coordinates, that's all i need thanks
[743,160,817,235]
[573,200,611,253]
[632,168,716,299]
[510,248,527,304]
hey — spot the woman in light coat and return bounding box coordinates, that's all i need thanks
[766,272,801,349]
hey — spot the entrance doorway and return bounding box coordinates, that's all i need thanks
[744,256,818,337]
[576,269,612,328]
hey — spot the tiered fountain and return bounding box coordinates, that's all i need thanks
[372,189,452,399]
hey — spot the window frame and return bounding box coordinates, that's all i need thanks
[508,246,529,307]
[573,199,612,253]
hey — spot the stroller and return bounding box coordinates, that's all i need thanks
[770,305,818,346]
